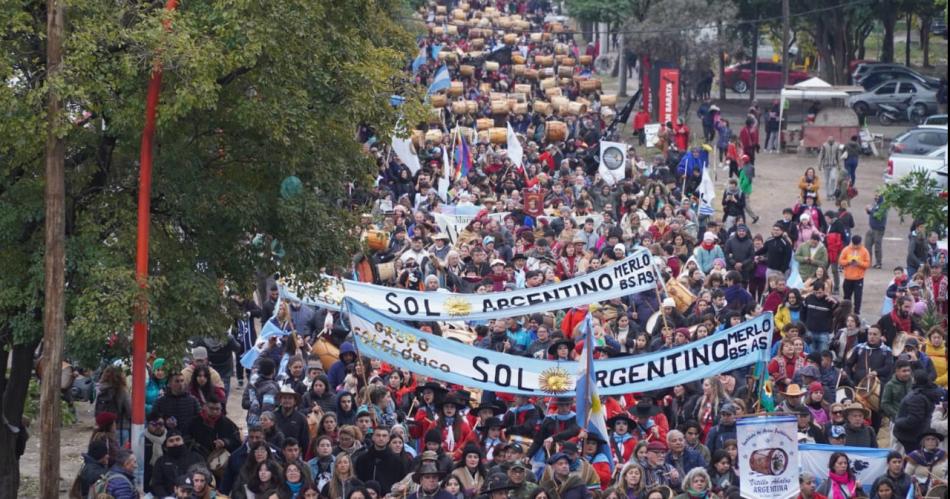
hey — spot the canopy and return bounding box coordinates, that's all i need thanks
[778,77,865,137]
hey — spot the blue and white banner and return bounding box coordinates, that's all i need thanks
[345,297,773,396]
[799,444,889,495]
[737,416,800,499]
[284,249,658,320]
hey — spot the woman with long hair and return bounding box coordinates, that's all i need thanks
[324,453,360,499]
[388,432,415,470]
[451,443,487,497]
[333,425,363,457]
[306,435,335,491]
[831,312,864,364]
[690,377,732,439]
[816,452,860,498]
[283,460,312,499]
[302,374,335,415]
[189,365,225,407]
[555,241,581,280]
[232,441,275,496]
[335,392,358,426]
[95,365,132,446]
[613,462,646,499]
[774,289,804,332]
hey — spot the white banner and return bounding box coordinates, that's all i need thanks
[799,444,889,496]
[644,123,661,147]
[737,416,800,499]
[283,249,659,320]
[392,136,421,174]
[431,211,509,243]
[347,297,773,396]
[598,141,627,186]
[507,122,524,167]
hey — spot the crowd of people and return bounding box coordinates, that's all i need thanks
[72,1,948,499]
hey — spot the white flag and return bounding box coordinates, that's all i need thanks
[507,122,524,167]
[698,164,716,216]
[598,141,628,186]
[737,416,800,499]
[392,136,421,175]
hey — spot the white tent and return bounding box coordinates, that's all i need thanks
[778,77,864,130]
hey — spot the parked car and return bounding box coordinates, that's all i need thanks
[885,145,948,191]
[889,125,948,155]
[924,114,949,126]
[848,80,939,117]
[851,62,901,83]
[722,60,810,93]
[857,65,940,90]
[931,18,947,37]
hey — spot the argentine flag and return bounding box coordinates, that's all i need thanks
[411,46,427,74]
[575,313,614,472]
[427,65,451,95]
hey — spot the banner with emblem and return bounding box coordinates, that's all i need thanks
[345,297,773,396]
[798,444,889,496]
[737,416,800,499]
[282,249,658,320]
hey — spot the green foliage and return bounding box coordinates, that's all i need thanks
[878,170,948,237]
[23,378,77,427]
[0,0,424,367]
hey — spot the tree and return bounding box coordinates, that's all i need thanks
[878,171,948,238]
[0,0,421,495]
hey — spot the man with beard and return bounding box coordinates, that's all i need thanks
[877,296,923,346]
[724,224,755,283]
[187,398,241,460]
[151,430,205,497]
[846,325,894,386]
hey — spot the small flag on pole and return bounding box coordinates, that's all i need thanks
[575,313,614,473]
[427,65,451,95]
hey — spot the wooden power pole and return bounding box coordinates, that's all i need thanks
[39,0,66,498]
[781,0,790,87]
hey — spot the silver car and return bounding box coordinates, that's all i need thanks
[847,79,938,117]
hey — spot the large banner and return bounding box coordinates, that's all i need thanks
[658,68,680,125]
[346,297,773,396]
[285,249,659,320]
[431,211,509,243]
[737,416,800,499]
[799,444,888,496]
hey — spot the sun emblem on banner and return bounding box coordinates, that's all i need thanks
[444,297,472,317]
[539,367,573,394]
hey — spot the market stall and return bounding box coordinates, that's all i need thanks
[778,77,864,151]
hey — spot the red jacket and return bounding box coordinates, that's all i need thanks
[739,126,759,155]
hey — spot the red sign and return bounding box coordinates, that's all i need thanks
[524,190,544,217]
[658,68,680,125]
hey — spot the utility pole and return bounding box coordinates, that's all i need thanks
[781,0,790,87]
[618,33,628,97]
[750,22,759,102]
[39,0,66,498]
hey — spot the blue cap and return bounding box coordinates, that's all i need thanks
[547,452,571,465]
[483,235,495,245]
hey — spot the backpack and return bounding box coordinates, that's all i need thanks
[89,471,130,499]
[94,388,119,416]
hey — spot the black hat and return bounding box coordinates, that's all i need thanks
[485,417,504,429]
[415,381,448,398]
[919,428,944,442]
[87,440,108,461]
[175,475,194,490]
[480,474,517,494]
[437,393,466,410]
[412,462,447,483]
[633,400,662,418]
[584,432,608,445]
[474,400,507,416]
[606,413,635,427]
[561,441,579,454]
[548,338,575,357]
[424,429,442,444]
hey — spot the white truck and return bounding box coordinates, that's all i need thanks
[885,145,948,191]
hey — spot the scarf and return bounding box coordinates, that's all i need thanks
[287,480,303,497]
[685,487,709,498]
[827,471,856,499]
[144,430,165,465]
[908,447,947,467]
[889,308,911,334]
[701,241,716,251]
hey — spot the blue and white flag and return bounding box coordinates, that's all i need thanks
[799,443,889,496]
[698,164,716,216]
[259,318,291,340]
[411,46,427,74]
[427,65,451,95]
[345,297,773,396]
[430,44,443,61]
[575,314,614,472]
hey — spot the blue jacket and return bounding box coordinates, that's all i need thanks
[677,152,706,177]
[328,342,356,389]
[665,447,706,475]
[705,422,737,454]
[105,465,138,499]
[693,245,725,274]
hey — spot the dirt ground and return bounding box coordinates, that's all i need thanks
[17,90,925,499]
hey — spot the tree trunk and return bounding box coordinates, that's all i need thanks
[618,34,628,97]
[718,21,726,101]
[880,2,897,62]
[905,14,912,66]
[920,16,931,67]
[39,0,67,498]
[0,343,39,499]
[750,23,759,102]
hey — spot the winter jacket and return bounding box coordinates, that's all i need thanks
[665,448,707,478]
[188,411,242,458]
[693,244,725,274]
[843,423,877,448]
[880,376,913,421]
[145,376,166,417]
[301,374,336,414]
[78,454,109,497]
[150,448,205,497]
[724,234,755,280]
[328,342,356,389]
[705,422,737,454]
[907,233,929,270]
[105,465,138,499]
[802,294,836,333]
[846,342,895,384]
[794,243,829,281]
[757,236,792,272]
[353,446,408,492]
[838,244,870,281]
[274,407,310,452]
[893,382,943,446]
[149,391,201,435]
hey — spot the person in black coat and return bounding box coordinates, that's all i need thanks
[187,398,242,459]
[78,440,110,497]
[150,372,202,435]
[526,398,581,461]
[274,387,310,453]
[893,370,944,452]
[756,224,793,275]
[150,430,205,498]
[723,225,755,282]
[353,426,408,492]
[777,208,800,244]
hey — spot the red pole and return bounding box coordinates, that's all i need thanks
[131,0,178,489]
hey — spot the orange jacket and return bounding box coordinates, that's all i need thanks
[838,245,870,281]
